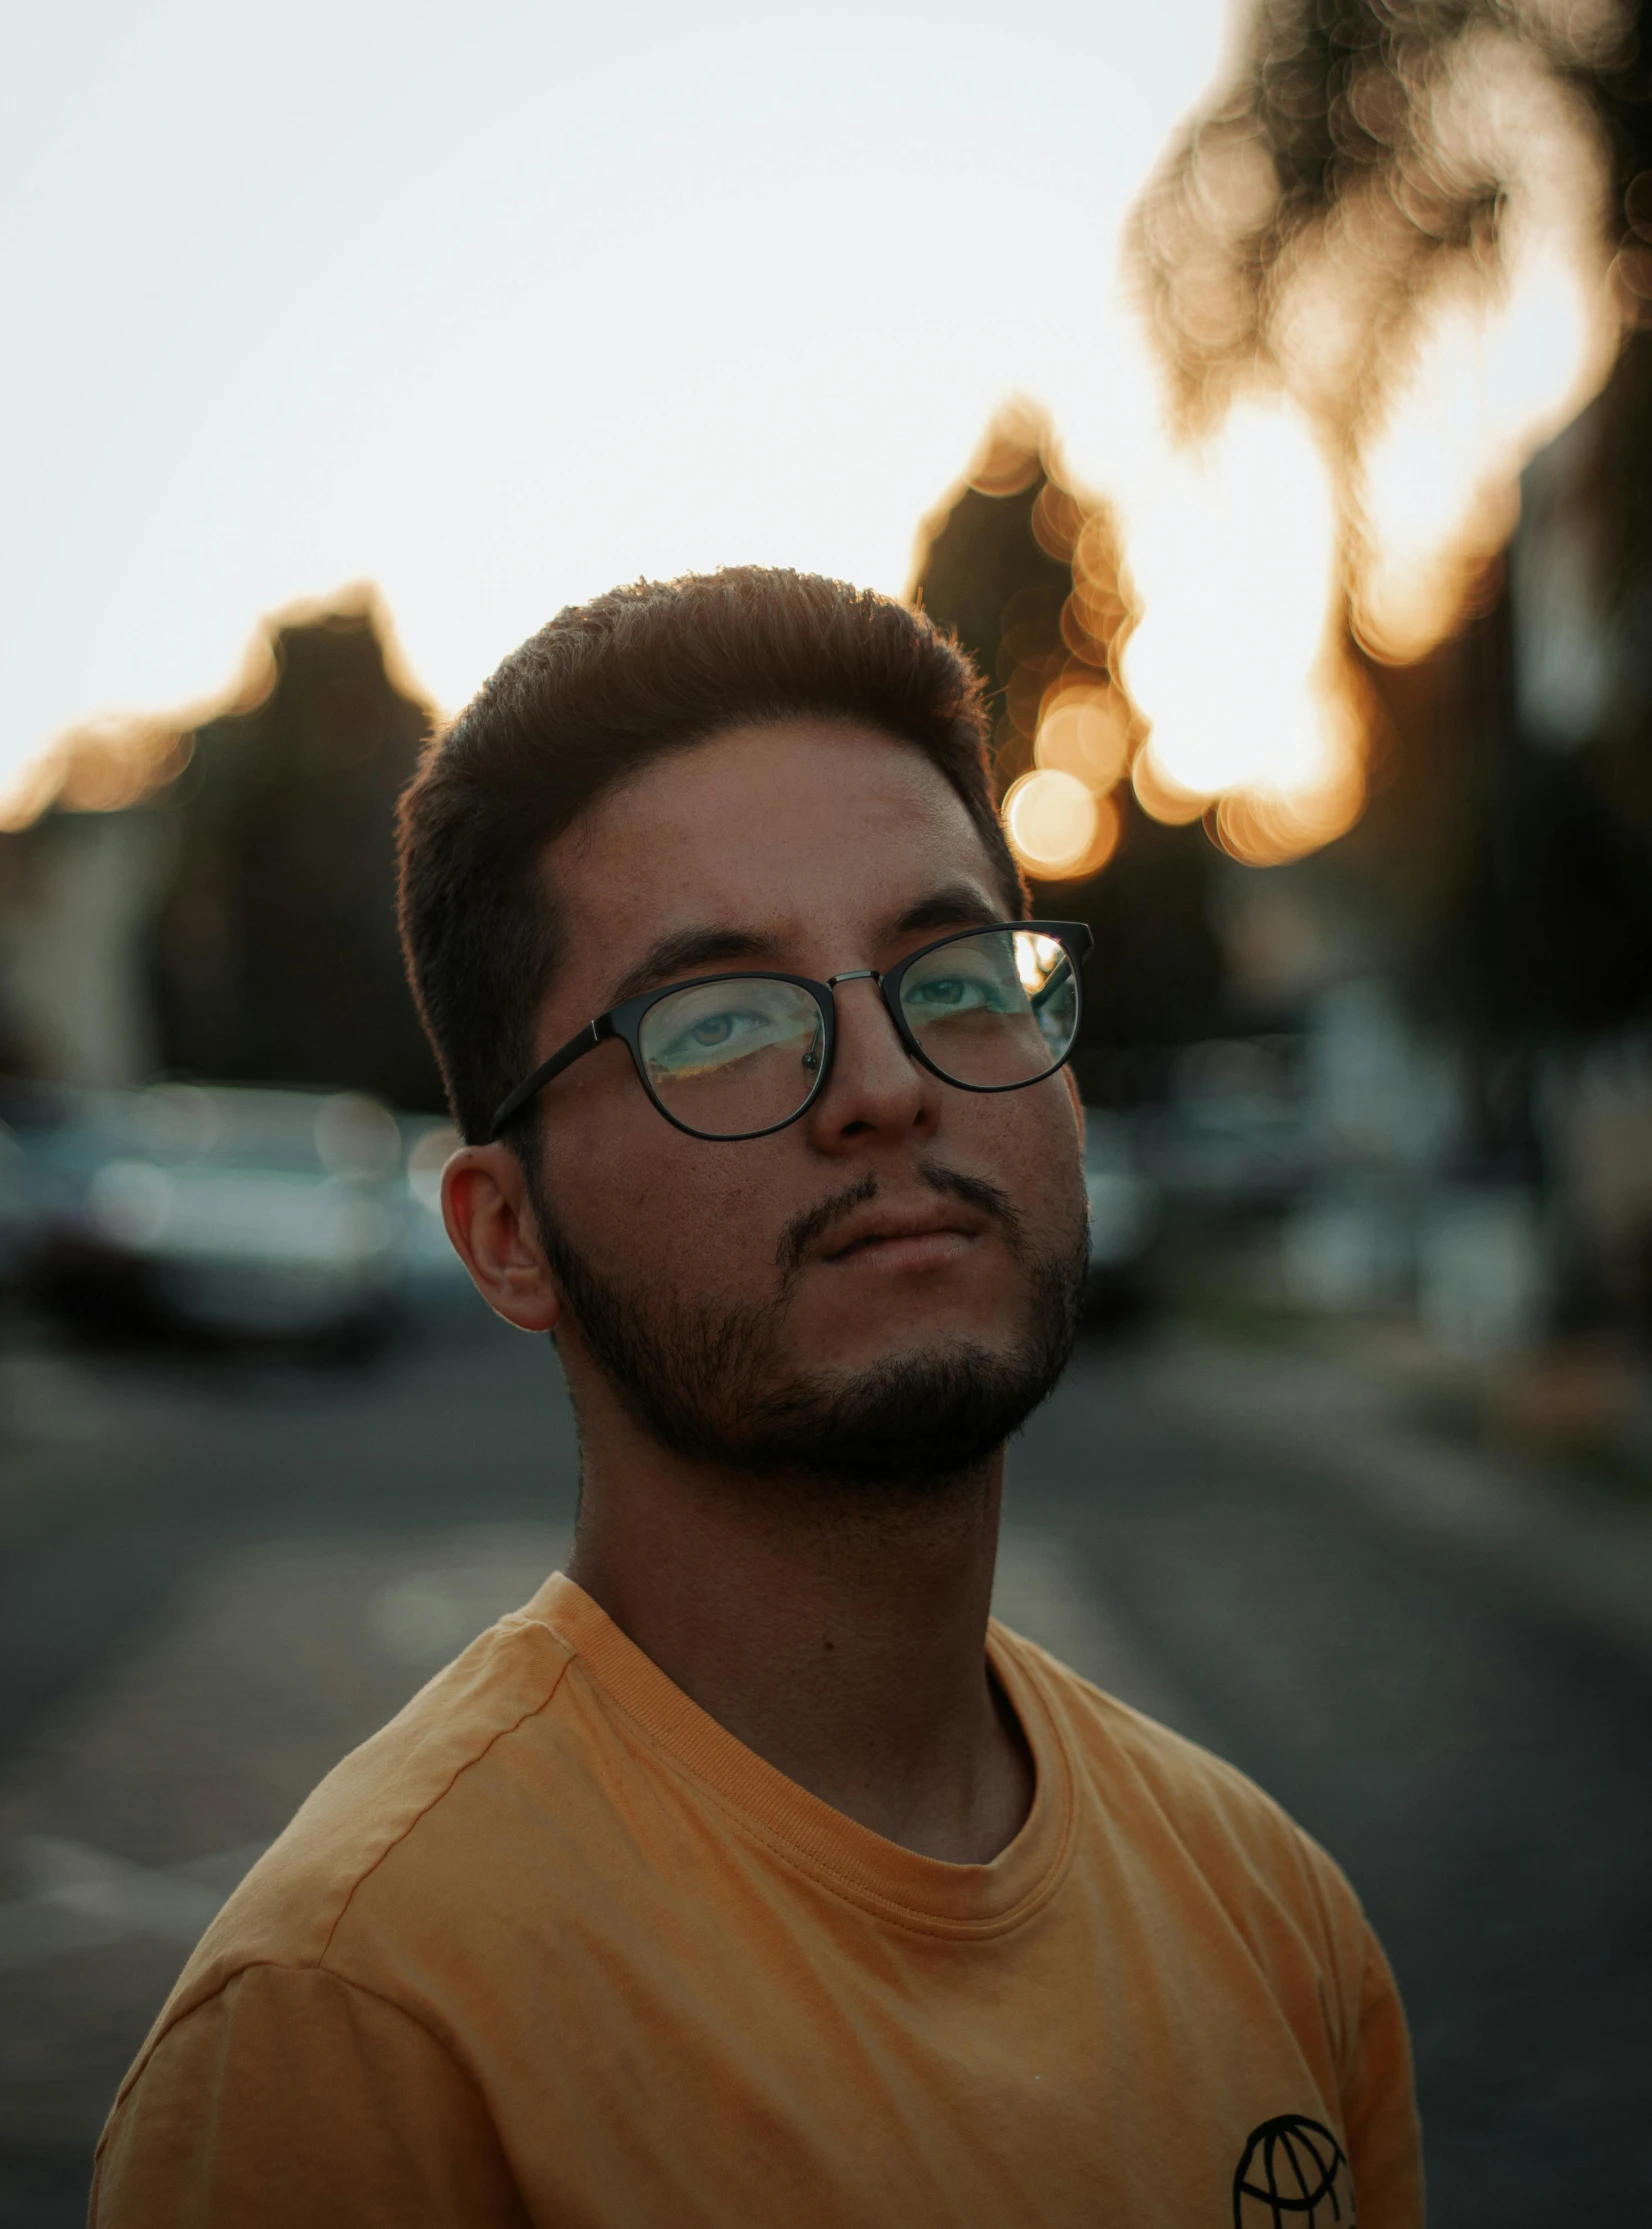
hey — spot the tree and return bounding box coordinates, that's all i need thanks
[910,408,1228,1086]
[1127,0,1652,1064]
[151,599,443,1110]
[1130,0,1650,451]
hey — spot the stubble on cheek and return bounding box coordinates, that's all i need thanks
[525,1081,1088,1484]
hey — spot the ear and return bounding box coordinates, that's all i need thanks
[441,1143,563,1334]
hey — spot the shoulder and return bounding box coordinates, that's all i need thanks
[132,1605,579,2056]
[993,1621,1370,1972]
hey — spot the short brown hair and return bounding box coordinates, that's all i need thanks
[396,567,1021,1143]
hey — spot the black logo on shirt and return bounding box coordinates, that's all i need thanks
[1232,2116,1352,2227]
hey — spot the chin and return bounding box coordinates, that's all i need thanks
[544,1191,1088,1490]
[799,1294,1019,1376]
[730,1335,1061,1490]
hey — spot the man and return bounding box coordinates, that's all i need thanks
[93,569,1423,2226]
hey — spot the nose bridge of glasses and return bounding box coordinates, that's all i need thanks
[818,967,920,1092]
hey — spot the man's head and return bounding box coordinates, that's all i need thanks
[398,569,1088,1489]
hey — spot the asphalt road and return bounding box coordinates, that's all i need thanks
[0,1299,1647,2227]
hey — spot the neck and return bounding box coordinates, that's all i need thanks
[561,1369,1032,1866]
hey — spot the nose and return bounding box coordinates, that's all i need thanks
[804,973,935,1152]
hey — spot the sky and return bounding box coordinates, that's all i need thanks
[0,0,1235,799]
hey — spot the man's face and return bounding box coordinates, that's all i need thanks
[520,719,1088,1483]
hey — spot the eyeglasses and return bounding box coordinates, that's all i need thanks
[486,920,1092,1144]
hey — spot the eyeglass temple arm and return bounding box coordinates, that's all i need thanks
[485,1015,615,1142]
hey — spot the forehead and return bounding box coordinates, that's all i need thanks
[550,719,999,948]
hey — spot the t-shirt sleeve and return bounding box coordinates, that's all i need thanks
[1341,1924,1426,2229]
[91,1964,532,2229]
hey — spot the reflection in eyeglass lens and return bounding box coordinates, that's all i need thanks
[900,930,1076,1088]
[640,979,825,1136]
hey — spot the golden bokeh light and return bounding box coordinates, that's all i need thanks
[1353,241,1613,661]
[1034,686,1129,793]
[1213,760,1365,868]
[1116,398,1361,859]
[1129,739,1208,827]
[1015,933,1066,992]
[1003,768,1120,882]
[966,397,1050,498]
[1116,1,1637,867]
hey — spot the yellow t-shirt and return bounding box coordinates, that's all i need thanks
[93,1572,1423,2228]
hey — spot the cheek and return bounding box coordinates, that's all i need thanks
[959,1076,1085,1226]
[545,1090,785,1301]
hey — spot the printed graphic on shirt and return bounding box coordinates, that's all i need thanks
[1232,2115,1353,2227]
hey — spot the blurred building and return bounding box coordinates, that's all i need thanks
[0,601,443,1115]
[0,811,176,1088]
[152,605,440,1111]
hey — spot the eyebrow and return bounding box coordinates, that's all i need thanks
[606,927,780,1009]
[883,882,1004,941]
[603,882,1009,1010]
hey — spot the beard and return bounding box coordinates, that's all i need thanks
[525,1160,1087,1492]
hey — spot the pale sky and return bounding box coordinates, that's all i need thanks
[0,0,1234,790]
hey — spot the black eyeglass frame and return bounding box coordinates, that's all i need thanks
[485,919,1094,1144]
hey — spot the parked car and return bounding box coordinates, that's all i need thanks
[1133,1094,1313,1219]
[18,1083,404,1346]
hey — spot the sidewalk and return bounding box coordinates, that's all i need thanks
[1135,1328,1652,1668]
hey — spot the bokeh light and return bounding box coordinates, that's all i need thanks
[1113,0,1636,868]
[1034,686,1129,792]
[1129,739,1206,827]
[1003,768,1120,881]
[1115,398,1359,857]
[1354,241,1612,660]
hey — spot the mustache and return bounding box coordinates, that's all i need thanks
[777,1164,1026,1279]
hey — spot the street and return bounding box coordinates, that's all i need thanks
[0,1301,1647,2227]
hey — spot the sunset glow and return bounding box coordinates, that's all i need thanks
[1354,242,1613,661]
[0,0,1230,823]
[3,1,1631,879]
[1116,400,1361,861]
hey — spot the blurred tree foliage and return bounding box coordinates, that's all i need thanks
[151,604,443,1110]
[910,409,1228,1089]
[1130,0,1652,1057]
[1131,0,1652,448]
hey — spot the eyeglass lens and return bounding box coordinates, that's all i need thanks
[898,928,1078,1089]
[639,978,826,1137]
[635,929,1078,1139]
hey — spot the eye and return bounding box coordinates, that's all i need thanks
[657,1006,769,1062]
[905,969,1010,1014]
[911,975,971,1007]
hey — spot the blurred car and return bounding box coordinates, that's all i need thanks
[19,1083,405,1346]
[1082,1113,1159,1315]
[1133,1095,1312,1218]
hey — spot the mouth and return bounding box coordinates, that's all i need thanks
[818,1204,986,1273]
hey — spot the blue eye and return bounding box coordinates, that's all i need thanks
[655,1007,769,1065]
[904,971,1015,1015]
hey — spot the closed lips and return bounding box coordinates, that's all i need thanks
[821,1208,982,1261]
